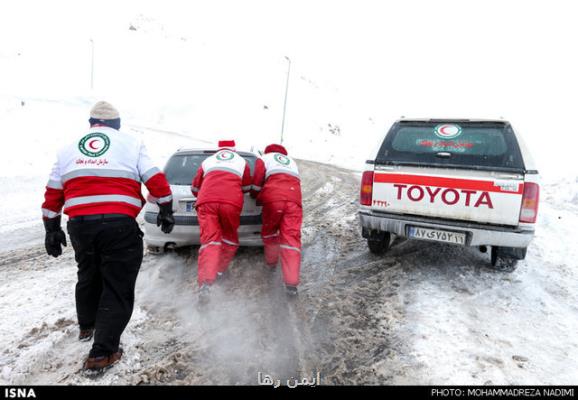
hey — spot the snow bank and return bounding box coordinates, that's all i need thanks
[379,173,578,385]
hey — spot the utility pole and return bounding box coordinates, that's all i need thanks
[280,56,291,144]
[90,39,94,91]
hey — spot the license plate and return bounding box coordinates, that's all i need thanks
[408,226,466,245]
[185,201,195,212]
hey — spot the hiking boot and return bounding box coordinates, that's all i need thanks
[285,285,298,297]
[82,348,123,375]
[78,327,94,342]
[198,284,211,305]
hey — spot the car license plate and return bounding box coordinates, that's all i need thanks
[185,201,195,212]
[408,226,466,245]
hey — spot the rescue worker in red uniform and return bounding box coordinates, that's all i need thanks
[41,101,175,374]
[251,144,302,296]
[191,140,252,297]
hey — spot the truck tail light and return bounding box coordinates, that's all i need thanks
[519,182,540,223]
[360,171,374,206]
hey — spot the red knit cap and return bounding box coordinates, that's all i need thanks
[264,143,287,155]
[218,140,236,149]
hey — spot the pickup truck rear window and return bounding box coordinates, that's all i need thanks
[164,153,256,186]
[376,121,525,172]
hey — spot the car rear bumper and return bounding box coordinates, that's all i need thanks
[143,212,263,249]
[359,209,534,248]
[144,211,261,226]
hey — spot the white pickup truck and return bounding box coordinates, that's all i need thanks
[358,119,539,270]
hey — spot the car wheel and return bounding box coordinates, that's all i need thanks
[367,232,391,255]
[490,246,520,272]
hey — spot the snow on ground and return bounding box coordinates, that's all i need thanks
[0,248,150,384]
[1,157,577,385]
[388,177,578,384]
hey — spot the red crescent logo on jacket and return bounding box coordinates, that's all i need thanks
[216,151,235,161]
[78,133,110,157]
[274,153,290,165]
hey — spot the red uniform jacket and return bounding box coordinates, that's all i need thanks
[251,152,302,206]
[41,126,172,220]
[191,149,252,210]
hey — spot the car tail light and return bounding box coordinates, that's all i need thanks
[519,182,540,223]
[360,171,374,206]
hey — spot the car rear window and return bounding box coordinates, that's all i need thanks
[164,152,257,185]
[376,121,525,171]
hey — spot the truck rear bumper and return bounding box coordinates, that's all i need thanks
[359,210,534,248]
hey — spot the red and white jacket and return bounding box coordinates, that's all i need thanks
[191,149,252,210]
[41,126,172,220]
[251,152,302,206]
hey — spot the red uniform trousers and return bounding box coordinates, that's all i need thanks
[196,202,241,286]
[261,201,302,286]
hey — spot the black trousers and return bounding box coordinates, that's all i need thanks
[67,216,143,357]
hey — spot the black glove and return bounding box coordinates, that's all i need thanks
[157,202,175,234]
[43,216,67,258]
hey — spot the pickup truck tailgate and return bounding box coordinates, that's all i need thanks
[371,166,524,226]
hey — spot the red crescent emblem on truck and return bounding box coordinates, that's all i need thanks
[434,124,462,139]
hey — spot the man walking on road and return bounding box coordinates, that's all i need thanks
[41,101,175,374]
[191,140,252,299]
[251,144,302,296]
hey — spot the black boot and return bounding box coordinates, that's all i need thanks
[285,285,298,297]
[198,284,211,305]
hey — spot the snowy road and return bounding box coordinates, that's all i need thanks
[0,161,577,385]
